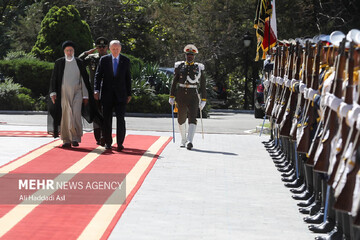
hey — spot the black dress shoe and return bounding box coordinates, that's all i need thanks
[117,145,124,152]
[285,179,304,188]
[100,137,105,147]
[270,152,283,157]
[276,161,290,168]
[314,226,343,240]
[292,190,312,200]
[282,175,297,183]
[290,184,306,193]
[309,202,321,216]
[297,195,315,207]
[105,144,112,150]
[273,158,287,164]
[278,165,293,173]
[187,142,193,150]
[71,141,79,147]
[62,143,71,148]
[309,220,335,233]
[304,209,324,224]
[299,201,316,214]
[282,169,295,177]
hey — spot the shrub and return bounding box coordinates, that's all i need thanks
[0,78,35,110]
[0,58,54,98]
[127,94,171,114]
[31,5,93,61]
[4,51,38,61]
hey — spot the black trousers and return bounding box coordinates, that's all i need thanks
[102,98,126,147]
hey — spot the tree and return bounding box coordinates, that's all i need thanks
[0,0,36,57]
[6,1,45,53]
[31,5,93,61]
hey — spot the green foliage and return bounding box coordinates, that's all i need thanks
[225,71,245,109]
[0,58,54,98]
[127,94,171,114]
[6,1,45,53]
[0,78,35,110]
[31,5,93,61]
[4,51,38,61]
[131,62,172,96]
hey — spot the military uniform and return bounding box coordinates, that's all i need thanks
[79,37,108,145]
[169,44,206,150]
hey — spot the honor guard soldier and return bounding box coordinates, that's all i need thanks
[169,44,206,150]
[79,37,109,145]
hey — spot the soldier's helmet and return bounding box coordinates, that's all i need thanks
[329,31,345,47]
[95,37,109,47]
[184,44,198,54]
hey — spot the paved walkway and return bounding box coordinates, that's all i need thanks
[0,111,318,239]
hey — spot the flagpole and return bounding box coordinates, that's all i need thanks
[268,1,271,55]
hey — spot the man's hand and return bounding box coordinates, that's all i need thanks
[127,96,132,104]
[199,100,206,110]
[94,92,99,100]
[51,95,56,104]
[169,97,175,105]
[83,98,89,105]
[87,48,97,55]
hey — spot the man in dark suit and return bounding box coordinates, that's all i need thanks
[94,40,132,151]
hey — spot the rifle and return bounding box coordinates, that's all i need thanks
[265,47,280,116]
[276,45,292,124]
[313,38,347,173]
[297,42,317,153]
[270,46,285,119]
[328,41,355,185]
[306,45,336,166]
[289,41,307,141]
[279,41,301,137]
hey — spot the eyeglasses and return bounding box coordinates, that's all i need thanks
[97,45,107,49]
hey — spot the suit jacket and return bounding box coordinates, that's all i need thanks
[94,54,132,104]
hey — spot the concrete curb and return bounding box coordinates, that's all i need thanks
[0,109,254,117]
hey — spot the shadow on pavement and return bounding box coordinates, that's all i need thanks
[191,148,238,156]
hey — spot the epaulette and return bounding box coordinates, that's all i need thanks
[174,61,185,68]
[196,62,205,70]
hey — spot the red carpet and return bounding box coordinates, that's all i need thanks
[0,133,171,239]
[0,131,51,137]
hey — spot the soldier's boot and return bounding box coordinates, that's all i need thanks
[179,124,187,148]
[186,123,196,150]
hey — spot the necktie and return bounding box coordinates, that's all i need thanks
[113,58,118,76]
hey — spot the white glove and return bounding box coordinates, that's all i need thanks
[304,88,310,99]
[308,88,318,101]
[169,97,175,105]
[339,102,352,118]
[299,83,306,93]
[290,79,298,88]
[346,105,360,127]
[285,79,291,88]
[329,95,342,112]
[199,101,206,110]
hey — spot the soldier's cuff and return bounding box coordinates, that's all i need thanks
[201,99,206,101]
[169,96,175,98]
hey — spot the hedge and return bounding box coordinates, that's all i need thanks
[126,94,171,114]
[0,59,53,98]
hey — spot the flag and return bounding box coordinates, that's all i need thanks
[254,0,277,61]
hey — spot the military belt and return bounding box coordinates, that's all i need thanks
[178,83,197,88]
